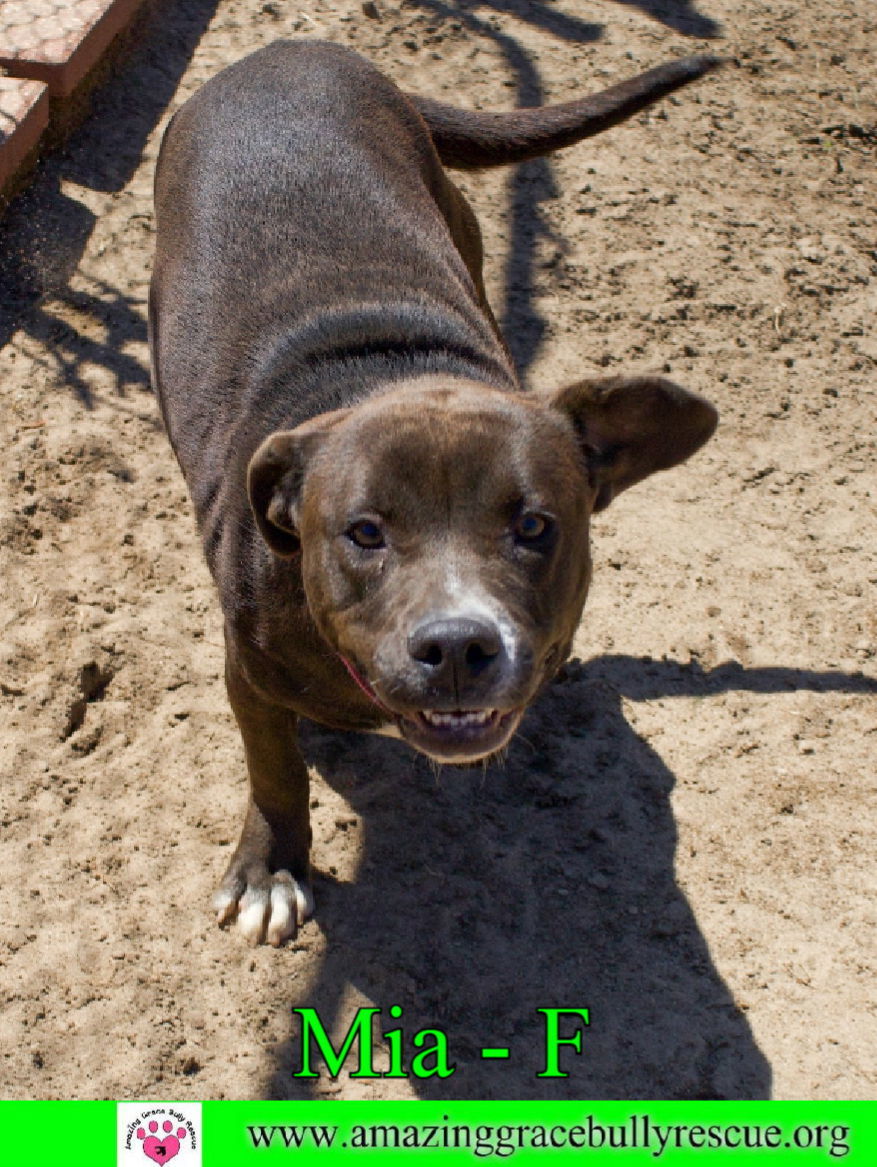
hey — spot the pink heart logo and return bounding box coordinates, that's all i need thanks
[142,1135,181,1164]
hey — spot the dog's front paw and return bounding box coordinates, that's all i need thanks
[213,866,314,947]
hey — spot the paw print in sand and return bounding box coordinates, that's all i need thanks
[137,1119,188,1163]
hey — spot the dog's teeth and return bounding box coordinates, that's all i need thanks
[421,709,497,729]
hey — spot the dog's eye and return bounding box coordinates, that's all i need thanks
[347,519,385,549]
[513,512,551,542]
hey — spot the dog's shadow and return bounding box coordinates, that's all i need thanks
[264,655,875,1100]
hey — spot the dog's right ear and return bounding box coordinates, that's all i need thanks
[247,412,348,557]
[551,375,718,513]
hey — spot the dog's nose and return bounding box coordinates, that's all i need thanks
[408,617,502,685]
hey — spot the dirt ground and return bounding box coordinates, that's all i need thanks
[1,0,874,1102]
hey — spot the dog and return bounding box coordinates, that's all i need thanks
[150,40,719,946]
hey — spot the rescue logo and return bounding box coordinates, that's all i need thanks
[118,1104,201,1167]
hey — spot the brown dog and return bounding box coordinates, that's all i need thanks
[150,40,719,945]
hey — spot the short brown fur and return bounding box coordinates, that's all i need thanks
[150,40,718,945]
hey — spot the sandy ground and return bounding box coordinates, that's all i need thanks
[0,0,874,1102]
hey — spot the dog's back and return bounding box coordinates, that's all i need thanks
[151,40,720,529]
[151,42,514,545]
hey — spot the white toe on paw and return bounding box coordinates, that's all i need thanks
[266,879,296,947]
[265,872,313,945]
[213,889,239,925]
[294,879,315,926]
[214,872,313,945]
[238,888,270,945]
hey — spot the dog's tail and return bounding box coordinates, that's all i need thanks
[409,55,722,170]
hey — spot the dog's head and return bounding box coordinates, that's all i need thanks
[248,375,716,763]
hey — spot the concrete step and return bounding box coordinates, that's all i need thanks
[0,0,146,96]
[0,0,148,201]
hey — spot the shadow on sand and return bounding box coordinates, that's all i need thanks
[261,656,877,1099]
[405,0,720,377]
[0,0,221,406]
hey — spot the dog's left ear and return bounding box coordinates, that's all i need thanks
[551,375,718,512]
[248,409,349,556]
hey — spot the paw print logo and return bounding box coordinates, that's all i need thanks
[137,1119,189,1163]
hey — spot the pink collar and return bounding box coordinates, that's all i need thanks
[338,654,392,715]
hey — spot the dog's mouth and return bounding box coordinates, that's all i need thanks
[338,653,523,762]
[397,706,523,763]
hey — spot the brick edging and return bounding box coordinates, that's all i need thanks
[0,0,149,205]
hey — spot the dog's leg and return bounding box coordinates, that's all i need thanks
[213,652,314,946]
